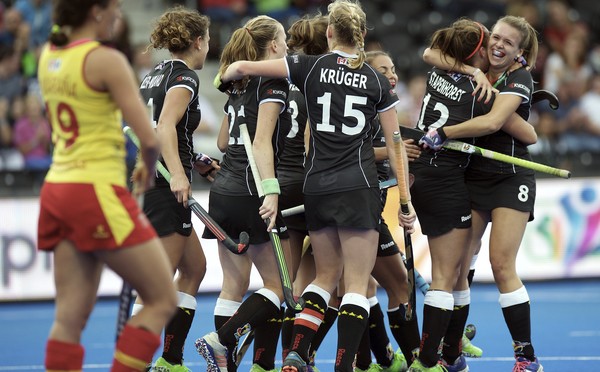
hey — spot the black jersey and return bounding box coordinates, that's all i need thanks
[211,76,290,196]
[139,59,201,187]
[469,67,533,174]
[285,51,398,195]
[415,67,487,167]
[277,84,308,187]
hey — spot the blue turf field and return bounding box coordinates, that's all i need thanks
[1,280,599,371]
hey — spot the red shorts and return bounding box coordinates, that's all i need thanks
[37,182,157,252]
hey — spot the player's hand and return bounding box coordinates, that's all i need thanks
[170,173,191,207]
[398,201,417,234]
[213,72,233,93]
[259,194,278,231]
[419,128,447,151]
[471,69,498,104]
[194,153,221,182]
[403,139,421,161]
[131,160,153,198]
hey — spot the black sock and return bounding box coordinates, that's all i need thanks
[281,306,297,360]
[420,303,452,367]
[218,292,279,349]
[388,306,420,365]
[335,303,369,372]
[162,306,194,365]
[503,302,535,359]
[307,305,338,362]
[467,269,475,287]
[369,303,393,367]
[252,306,284,370]
[442,304,469,364]
[355,325,372,370]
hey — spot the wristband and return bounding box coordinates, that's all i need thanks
[472,68,481,77]
[261,178,281,195]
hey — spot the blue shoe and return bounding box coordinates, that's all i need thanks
[195,332,228,372]
[513,356,543,372]
[282,351,307,372]
[441,355,468,372]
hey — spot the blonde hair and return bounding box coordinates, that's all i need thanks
[287,14,328,56]
[429,18,490,71]
[219,15,282,89]
[149,6,210,53]
[493,15,539,70]
[328,0,367,69]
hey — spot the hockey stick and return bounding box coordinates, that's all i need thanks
[239,124,304,311]
[392,131,416,321]
[400,126,571,179]
[123,126,250,254]
[531,89,559,110]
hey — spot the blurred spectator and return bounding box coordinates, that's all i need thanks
[253,0,300,22]
[396,74,426,128]
[0,96,24,170]
[0,7,30,55]
[542,0,587,55]
[543,30,593,94]
[132,42,154,83]
[12,92,51,170]
[0,44,24,102]
[198,0,248,59]
[13,0,51,50]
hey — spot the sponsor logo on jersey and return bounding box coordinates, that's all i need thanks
[508,82,531,95]
[461,214,472,222]
[267,89,287,99]
[176,75,198,87]
[183,222,192,229]
[337,57,348,65]
[92,224,110,239]
[47,58,61,71]
[380,240,395,250]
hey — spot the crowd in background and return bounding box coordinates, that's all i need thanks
[1,0,599,192]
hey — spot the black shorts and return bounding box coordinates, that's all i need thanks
[143,185,192,237]
[410,161,471,237]
[466,168,535,221]
[305,188,381,231]
[280,182,307,234]
[202,192,289,245]
[377,220,400,257]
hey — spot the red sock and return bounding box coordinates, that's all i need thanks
[45,339,84,371]
[112,324,161,371]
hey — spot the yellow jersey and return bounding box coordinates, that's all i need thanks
[38,39,127,185]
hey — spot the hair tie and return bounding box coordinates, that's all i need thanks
[245,27,252,36]
[465,22,485,61]
[51,24,61,34]
[515,55,528,67]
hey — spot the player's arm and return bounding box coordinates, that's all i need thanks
[502,113,537,145]
[90,46,159,192]
[423,47,495,103]
[156,87,193,205]
[222,58,288,82]
[217,115,230,152]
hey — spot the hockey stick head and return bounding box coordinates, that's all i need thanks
[532,89,559,110]
[237,231,250,253]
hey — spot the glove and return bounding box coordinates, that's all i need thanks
[419,127,447,151]
[193,153,220,178]
[213,72,232,93]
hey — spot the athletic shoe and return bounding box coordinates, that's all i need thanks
[151,357,191,372]
[195,332,228,372]
[513,356,544,372]
[441,355,469,372]
[249,363,280,372]
[282,351,308,372]
[461,334,482,358]
[407,359,448,372]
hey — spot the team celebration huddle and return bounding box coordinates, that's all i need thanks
[37,0,553,371]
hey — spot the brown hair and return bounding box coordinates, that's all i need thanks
[429,17,490,71]
[493,15,539,70]
[49,0,111,46]
[328,0,367,69]
[287,14,328,56]
[149,6,210,53]
[219,15,282,89]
